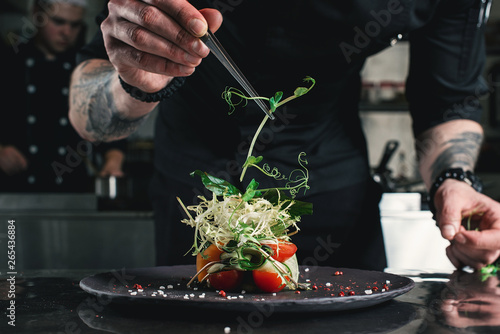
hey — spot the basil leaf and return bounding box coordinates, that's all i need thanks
[190,170,240,196]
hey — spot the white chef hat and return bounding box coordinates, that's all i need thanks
[38,0,88,8]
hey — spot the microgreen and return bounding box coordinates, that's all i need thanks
[238,76,315,182]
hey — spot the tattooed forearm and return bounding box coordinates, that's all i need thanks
[429,131,483,181]
[71,60,148,142]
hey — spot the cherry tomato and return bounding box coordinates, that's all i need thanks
[196,244,244,291]
[196,244,224,282]
[208,270,244,291]
[261,241,297,262]
[252,270,286,293]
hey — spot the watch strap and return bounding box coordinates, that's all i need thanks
[118,76,185,103]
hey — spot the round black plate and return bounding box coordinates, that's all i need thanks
[79,265,414,313]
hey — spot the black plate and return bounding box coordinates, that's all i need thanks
[79,265,414,313]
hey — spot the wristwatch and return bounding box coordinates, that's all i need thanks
[427,168,483,215]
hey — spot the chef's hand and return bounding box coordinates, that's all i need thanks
[0,145,28,176]
[102,0,223,93]
[434,179,500,269]
[98,149,125,177]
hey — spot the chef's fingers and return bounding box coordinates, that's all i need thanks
[456,229,500,250]
[446,240,499,270]
[198,8,223,33]
[105,18,203,69]
[446,244,465,269]
[140,0,223,37]
[108,0,210,59]
[106,37,197,78]
[435,181,472,240]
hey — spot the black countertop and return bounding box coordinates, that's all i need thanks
[1,268,500,334]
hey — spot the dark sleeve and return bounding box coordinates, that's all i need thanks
[406,0,489,136]
[76,4,109,64]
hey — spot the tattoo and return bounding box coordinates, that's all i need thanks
[71,60,148,142]
[430,131,483,181]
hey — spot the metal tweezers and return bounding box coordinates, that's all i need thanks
[200,30,275,120]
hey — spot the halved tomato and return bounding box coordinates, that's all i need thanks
[260,241,297,263]
[196,244,244,291]
[196,244,224,282]
[252,270,286,293]
[208,270,244,291]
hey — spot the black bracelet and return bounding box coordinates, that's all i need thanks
[118,76,185,103]
[427,168,483,216]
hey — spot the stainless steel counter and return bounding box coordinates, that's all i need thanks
[0,194,155,270]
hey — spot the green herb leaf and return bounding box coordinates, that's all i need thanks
[243,156,263,168]
[190,170,240,196]
[242,179,262,201]
[262,189,313,219]
[294,76,316,97]
[269,91,283,112]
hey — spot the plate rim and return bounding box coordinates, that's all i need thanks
[79,265,415,312]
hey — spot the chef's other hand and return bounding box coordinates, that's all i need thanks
[0,145,28,176]
[434,179,500,269]
[102,0,223,93]
[98,149,125,177]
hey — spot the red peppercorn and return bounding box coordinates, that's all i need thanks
[338,291,345,297]
[348,291,355,296]
[334,271,343,276]
[133,284,143,290]
[312,284,318,290]
[382,284,389,291]
[372,287,379,292]
[219,290,226,297]
[295,290,301,294]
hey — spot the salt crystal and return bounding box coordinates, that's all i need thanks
[305,268,310,272]
[224,327,231,334]
[159,286,166,290]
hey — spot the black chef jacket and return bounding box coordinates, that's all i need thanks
[78,0,488,198]
[0,40,125,193]
[75,0,489,269]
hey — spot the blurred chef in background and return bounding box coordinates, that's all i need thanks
[0,0,125,193]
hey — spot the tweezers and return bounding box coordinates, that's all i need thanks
[200,30,275,120]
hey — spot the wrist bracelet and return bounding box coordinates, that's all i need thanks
[427,168,483,216]
[118,76,185,103]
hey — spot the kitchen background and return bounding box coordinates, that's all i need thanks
[1,0,499,272]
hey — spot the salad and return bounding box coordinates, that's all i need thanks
[178,77,315,293]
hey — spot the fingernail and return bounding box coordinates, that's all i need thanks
[192,39,209,57]
[442,225,456,240]
[189,18,207,36]
[454,233,466,244]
